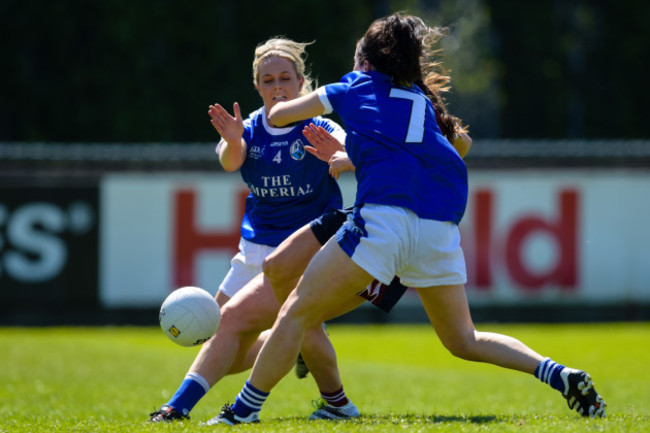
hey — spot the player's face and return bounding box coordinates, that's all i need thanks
[256,56,304,112]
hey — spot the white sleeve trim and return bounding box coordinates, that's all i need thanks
[215,138,225,154]
[317,87,333,114]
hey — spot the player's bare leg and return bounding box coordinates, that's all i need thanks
[263,223,365,417]
[263,224,346,385]
[232,329,269,374]
[149,276,277,423]
[225,295,365,379]
[416,284,606,417]
[264,225,368,396]
[249,238,372,393]
[263,223,321,300]
[416,284,542,372]
[191,271,360,419]
[190,272,348,384]
[207,241,370,423]
[189,274,281,385]
[202,224,323,378]
[301,293,365,392]
[215,290,232,308]
[156,225,370,423]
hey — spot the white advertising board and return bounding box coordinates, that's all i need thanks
[99,170,650,308]
[462,170,650,305]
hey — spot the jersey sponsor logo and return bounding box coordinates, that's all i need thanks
[290,139,305,160]
[248,183,314,198]
[247,175,314,198]
[270,141,289,147]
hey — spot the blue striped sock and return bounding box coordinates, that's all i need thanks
[534,358,566,393]
[321,387,349,407]
[231,380,269,417]
[167,372,210,416]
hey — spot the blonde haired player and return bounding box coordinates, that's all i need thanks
[149,36,359,422]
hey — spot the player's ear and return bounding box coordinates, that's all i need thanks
[298,75,305,92]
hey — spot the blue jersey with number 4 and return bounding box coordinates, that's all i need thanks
[318,71,467,224]
[235,107,343,246]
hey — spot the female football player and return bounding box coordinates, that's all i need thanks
[210,13,606,425]
[149,36,361,422]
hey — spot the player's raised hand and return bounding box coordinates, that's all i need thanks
[302,123,344,162]
[208,102,244,144]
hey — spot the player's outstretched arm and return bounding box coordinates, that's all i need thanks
[209,102,246,172]
[269,91,324,127]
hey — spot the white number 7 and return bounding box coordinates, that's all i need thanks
[389,88,426,143]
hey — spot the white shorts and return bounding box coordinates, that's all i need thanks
[219,238,276,298]
[337,204,467,288]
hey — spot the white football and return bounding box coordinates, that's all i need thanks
[159,286,221,347]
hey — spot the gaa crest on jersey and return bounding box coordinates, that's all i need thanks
[249,145,264,160]
[290,139,305,160]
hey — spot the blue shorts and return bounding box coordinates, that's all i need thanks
[310,207,352,245]
[310,207,407,313]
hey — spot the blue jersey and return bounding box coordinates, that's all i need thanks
[235,107,343,246]
[318,71,467,224]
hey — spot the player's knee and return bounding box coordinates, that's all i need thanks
[219,302,256,334]
[263,255,301,302]
[215,303,237,332]
[262,253,286,284]
[441,333,480,361]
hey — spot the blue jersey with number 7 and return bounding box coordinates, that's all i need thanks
[317,70,468,224]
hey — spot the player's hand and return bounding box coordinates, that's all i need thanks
[303,123,344,162]
[208,102,244,144]
[328,150,355,179]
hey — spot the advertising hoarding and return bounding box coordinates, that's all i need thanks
[98,170,650,309]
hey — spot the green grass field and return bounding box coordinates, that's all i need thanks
[1,323,648,432]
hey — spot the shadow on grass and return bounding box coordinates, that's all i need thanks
[362,414,499,425]
[275,413,499,425]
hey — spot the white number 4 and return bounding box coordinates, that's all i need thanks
[389,88,426,143]
[273,150,282,164]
